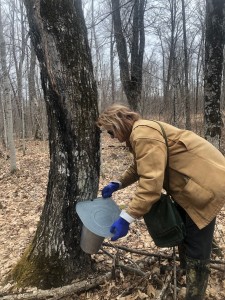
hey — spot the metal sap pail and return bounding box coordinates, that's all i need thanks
[80,225,104,254]
[76,197,121,254]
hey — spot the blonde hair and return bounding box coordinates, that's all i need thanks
[97,104,141,139]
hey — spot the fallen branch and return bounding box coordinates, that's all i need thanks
[1,272,112,300]
[102,242,174,260]
[102,242,225,265]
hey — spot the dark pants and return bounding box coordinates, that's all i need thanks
[177,205,216,260]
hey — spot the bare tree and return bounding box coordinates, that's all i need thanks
[9,0,100,289]
[10,0,29,154]
[204,0,225,148]
[0,2,17,172]
[194,17,205,132]
[111,0,146,111]
[181,0,191,129]
[110,9,116,104]
[164,0,178,110]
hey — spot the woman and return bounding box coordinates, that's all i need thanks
[97,104,225,300]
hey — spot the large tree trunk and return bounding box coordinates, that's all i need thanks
[11,0,100,289]
[204,0,224,148]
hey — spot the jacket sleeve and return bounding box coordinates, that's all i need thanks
[118,160,139,188]
[126,135,167,218]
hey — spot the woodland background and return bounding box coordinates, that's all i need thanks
[0,0,225,299]
[1,0,225,149]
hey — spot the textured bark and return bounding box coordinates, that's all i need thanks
[28,44,38,137]
[204,0,225,148]
[11,0,100,289]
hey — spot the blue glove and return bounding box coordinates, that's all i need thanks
[110,217,130,241]
[102,182,120,198]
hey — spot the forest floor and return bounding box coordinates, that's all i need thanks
[0,132,225,299]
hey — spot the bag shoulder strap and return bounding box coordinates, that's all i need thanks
[152,121,170,193]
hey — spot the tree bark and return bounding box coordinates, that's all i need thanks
[204,0,225,148]
[10,0,100,289]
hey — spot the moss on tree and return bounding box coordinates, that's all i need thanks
[8,241,92,289]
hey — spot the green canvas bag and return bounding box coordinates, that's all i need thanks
[143,122,186,248]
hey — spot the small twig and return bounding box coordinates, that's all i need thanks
[210,264,225,272]
[156,274,172,300]
[101,248,146,276]
[210,259,225,265]
[172,247,177,300]
[111,249,118,280]
[118,272,150,298]
[117,264,146,276]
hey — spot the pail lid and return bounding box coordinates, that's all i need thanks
[76,197,121,237]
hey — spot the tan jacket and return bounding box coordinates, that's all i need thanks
[118,120,225,229]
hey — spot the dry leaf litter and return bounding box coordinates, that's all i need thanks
[0,133,224,299]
